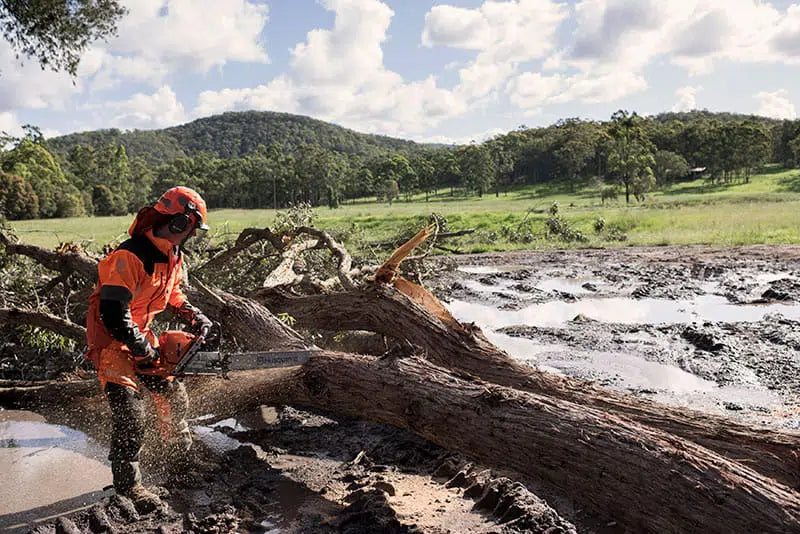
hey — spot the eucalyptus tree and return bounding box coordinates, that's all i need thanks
[1,138,71,217]
[606,111,655,203]
[1,0,126,75]
[653,150,690,185]
[456,144,496,197]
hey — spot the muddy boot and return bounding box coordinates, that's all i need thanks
[121,483,163,514]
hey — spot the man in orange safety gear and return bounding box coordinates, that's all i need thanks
[85,186,212,512]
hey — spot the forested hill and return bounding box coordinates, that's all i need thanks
[47,110,428,164]
[653,110,782,125]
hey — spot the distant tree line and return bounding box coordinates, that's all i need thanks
[0,108,795,220]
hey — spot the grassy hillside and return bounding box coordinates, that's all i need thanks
[46,111,431,165]
[9,166,800,253]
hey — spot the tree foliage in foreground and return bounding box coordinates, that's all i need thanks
[0,0,126,75]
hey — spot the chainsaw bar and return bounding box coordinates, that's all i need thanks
[175,348,319,376]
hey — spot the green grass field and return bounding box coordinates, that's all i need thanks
[8,166,800,253]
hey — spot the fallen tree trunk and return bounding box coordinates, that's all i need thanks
[3,230,799,529]
[255,284,800,488]
[0,307,86,342]
[3,230,799,487]
[2,353,799,534]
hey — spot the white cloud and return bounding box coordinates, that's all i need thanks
[556,71,647,104]
[506,72,565,108]
[0,112,23,137]
[85,0,269,91]
[97,86,187,129]
[422,6,492,49]
[755,89,796,119]
[0,0,269,116]
[192,0,469,137]
[422,0,569,99]
[672,86,701,112]
[413,126,507,145]
[506,69,647,111]
[290,0,392,87]
[505,0,800,114]
[0,42,81,111]
[561,0,797,77]
[194,76,298,119]
[41,128,62,139]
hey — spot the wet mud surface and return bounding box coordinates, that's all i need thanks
[11,407,589,534]
[428,245,800,429]
[7,245,800,533]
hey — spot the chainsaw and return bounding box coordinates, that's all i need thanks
[141,330,320,377]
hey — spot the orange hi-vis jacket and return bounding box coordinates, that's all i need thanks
[86,228,187,391]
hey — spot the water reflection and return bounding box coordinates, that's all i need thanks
[483,331,784,418]
[534,278,602,294]
[0,410,111,527]
[449,295,800,329]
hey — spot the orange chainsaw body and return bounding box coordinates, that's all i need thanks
[142,330,200,376]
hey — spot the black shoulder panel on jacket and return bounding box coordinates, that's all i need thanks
[116,235,168,276]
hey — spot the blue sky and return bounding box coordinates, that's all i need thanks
[2,0,800,144]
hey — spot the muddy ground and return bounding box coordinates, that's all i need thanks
[427,245,800,429]
[5,245,800,533]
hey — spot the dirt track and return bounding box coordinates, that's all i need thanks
[13,245,800,533]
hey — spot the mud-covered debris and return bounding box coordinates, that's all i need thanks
[88,506,114,533]
[690,263,725,280]
[373,481,396,496]
[632,285,651,299]
[761,278,800,302]
[337,489,421,534]
[552,290,577,302]
[432,455,463,479]
[184,505,240,533]
[107,494,139,522]
[470,478,577,534]
[55,517,82,534]
[445,463,477,489]
[682,325,726,352]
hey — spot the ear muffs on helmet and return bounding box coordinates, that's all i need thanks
[167,201,198,234]
[168,213,191,234]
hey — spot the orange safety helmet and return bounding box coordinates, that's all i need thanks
[128,186,210,236]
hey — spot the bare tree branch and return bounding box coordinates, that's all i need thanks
[0,307,86,343]
[293,226,356,290]
[0,231,98,282]
[262,238,318,289]
[197,227,284,274]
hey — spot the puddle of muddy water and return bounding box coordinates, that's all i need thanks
[449,295,800,329]
[484,332,786,421]
[462,279,527,298]
[449,271,797,424]
[535,278,603,294]
[456,265,529,274]
[188,415,251,453]
[0,409,111,532]
[484,331,715,392]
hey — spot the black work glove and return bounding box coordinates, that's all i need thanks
[191,312,214,339]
